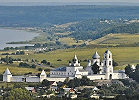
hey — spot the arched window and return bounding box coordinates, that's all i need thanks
[109,61,111,65]
[109,54,111,58]
[105,61,106,66]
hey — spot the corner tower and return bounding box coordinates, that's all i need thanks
[3,68,12,82]
[40,70,46,82]
[103,50,113,79]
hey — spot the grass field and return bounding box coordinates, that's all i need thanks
[0,63,40,75]
[2,46,139,71]
[58,37,84,46]
[90,33,139,45]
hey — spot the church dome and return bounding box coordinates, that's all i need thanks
[92,52,100,59]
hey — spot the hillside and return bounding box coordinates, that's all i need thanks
[66,19,139,40]
[90,34,139,45]
[0,5,139,48]
[0,5,139,27]
[27,18,139,48]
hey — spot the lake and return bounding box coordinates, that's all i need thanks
[0,28,39,50]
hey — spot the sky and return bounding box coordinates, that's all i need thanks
[0,0,139,3]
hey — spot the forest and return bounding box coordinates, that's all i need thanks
[0,5,139,27]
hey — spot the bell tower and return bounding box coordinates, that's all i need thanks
[103,50,113,79]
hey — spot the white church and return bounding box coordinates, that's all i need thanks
[3,49,127,82]
[50,49,127,80]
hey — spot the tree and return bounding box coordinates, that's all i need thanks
[5,55,9,64]
[31,64,36,69]
[41,79,50,88]
[40,89,45,95]
[80,76,92,86]
[16,51,20,55]
[125,64,132,77]
[4,47,10,50]
[136,64,139,70]
[5,88,32,100]
[34,43,41,48]
[41,60,47,64]
[91,62,100,74]
[47,62,50,65]
[56,41,61,45]
[42,43,48,47]
[19,62,30,68]
[66,77,93,88]
[113,60,118,67]
[67,80,75,88]
[9,60,13,64]
[31,59,35,62]
[44,69,50,71]
[38,68,42,71]
[20,51,25,55]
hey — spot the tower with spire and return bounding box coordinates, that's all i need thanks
[3,68,12,82]
[40,70,46,82]
[69,55,80,67]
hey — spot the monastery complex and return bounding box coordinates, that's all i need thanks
[3,49,127,83]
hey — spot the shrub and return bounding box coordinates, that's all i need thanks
[57,59,62,61]
[38,68,43,71]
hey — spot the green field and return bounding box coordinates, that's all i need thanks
[0,63,40,75]
[2,46,138,71]
[91,33,139,45]
[58,37,84,46]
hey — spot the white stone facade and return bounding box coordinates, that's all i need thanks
[50,49,127,80]
[50,55,88,78]
[85,49,127,80]
[3,68,46,82]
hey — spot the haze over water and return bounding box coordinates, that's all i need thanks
[0,28,38,50]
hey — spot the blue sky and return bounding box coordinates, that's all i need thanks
[0,0,139,3]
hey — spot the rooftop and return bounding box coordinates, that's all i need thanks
[3,68,11,75]
[105,50,111,54]
[41,70,46,76]
[52,67,66,71]
[92,51,100,59]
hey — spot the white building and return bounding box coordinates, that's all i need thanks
[3,68,66,83]
[86,49,127,80]
[3,68,44,82]
[50,55,88,78]
[50,49,127,80]
[3,49,127,82]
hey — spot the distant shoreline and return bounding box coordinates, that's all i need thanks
[0,2,139,6]
[0,28,39,49]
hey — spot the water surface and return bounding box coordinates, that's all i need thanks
[0,28,38,50]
